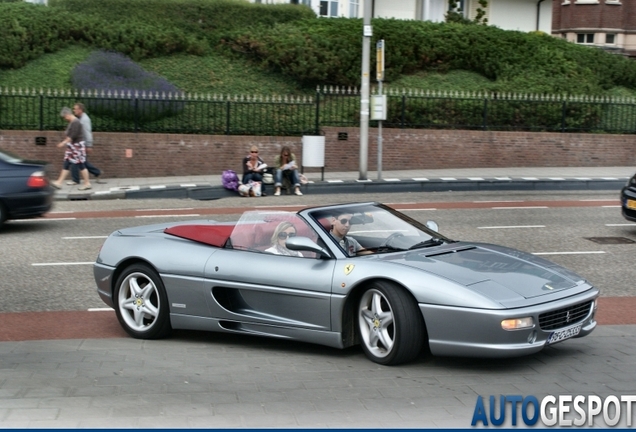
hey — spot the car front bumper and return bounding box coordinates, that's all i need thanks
[420,289,598,358]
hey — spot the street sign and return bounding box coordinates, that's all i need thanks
[376,39,385,81]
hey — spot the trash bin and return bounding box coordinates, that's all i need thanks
[302,135,325,181]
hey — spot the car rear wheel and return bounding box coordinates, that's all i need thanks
[357,281,425,365]
[114,264,171,339]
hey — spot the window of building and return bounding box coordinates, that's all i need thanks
[605,34,616,44]
[349,0,359,17]
[576,33,595,44]
[320,0,338,16]
[448,0,465,11]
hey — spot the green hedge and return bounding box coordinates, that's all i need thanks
[0,0,313,70]
[226,18,636,94]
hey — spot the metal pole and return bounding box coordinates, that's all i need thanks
[359,0,372,180]
[377,80,383,180]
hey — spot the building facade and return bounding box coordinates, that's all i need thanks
[552,0,635,57]
[258,0,553,33]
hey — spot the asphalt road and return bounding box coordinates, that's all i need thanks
[1,189,633,314]
[2,189,636,428]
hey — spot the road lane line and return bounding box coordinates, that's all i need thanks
[532,251,605,256]
[63,236,108,239]
[135,208,194,211]
[478,225,545,229]
[88,308,114,312]
[135,214,200,218]
[602,205,621,208]
[492,206,549,209]
[32,262,95,266]
[605,223,636,226]
[14,217,76,222]
[474,200,523,203]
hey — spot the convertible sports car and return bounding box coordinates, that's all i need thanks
[94,202,599,365]
[621,172,636,222]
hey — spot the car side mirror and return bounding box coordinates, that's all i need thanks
[286,236,331,259]
[425,220,439,232]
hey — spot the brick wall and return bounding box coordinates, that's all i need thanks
[0,128,634,178]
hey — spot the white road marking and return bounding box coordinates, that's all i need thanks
[327,180,344,183]
[88,307,114,312]
[412,178,429,181]
[580,199,615,202]
[150,185,167,189]
[135,208,194,211]
[63,236,108,239]
[532,251,606,256]
[13,218,76,222]
[440,177,457,181]
[575,177,592,180]
[492,206,549,210]
[383,178,401,182]
[494,177,512,181]
[356,179,372,182]
[468,177,484,181]
[605,223,636,226]
[601,177,619,180]
[478,225,545,229]
[180,183,197,187]
[602,205,621,208]
[254,204,303,208]
[32,262,95,266]
[522,177,539,180]
[135,214,200,218]
[474,200,523,203]
[548,177,565,181]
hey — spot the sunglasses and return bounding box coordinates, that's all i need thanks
[250,151,259,153]
[338,218,351,225]
[278,232,296,239]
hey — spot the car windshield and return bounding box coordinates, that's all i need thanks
[228,211,319,258]
[308,203,453,254]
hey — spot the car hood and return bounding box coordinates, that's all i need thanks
[381,242,585,301]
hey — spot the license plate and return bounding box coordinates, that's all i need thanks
[627,199,636,210]
[547,325,581,344]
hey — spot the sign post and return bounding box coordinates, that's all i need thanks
[375,40,385,180]
[359,1,372,181]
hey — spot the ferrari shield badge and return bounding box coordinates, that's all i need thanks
[344,264,355,275]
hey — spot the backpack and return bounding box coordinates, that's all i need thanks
[221,170,239,191]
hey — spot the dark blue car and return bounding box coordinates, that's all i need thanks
[0,149,54,229]
[621,173,636,222]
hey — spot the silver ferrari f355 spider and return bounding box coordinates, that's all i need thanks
[94,202,598,365]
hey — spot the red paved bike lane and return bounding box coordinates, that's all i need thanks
[0,297,633,342]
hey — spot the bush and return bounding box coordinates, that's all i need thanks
[225,18,636,94]
[71,50,185,121]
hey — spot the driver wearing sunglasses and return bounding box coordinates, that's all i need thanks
[330,211,371,256]
[265,221,303,257]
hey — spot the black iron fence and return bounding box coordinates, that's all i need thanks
[1,87,635,135]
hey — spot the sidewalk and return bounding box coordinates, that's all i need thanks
[53,166,634,201]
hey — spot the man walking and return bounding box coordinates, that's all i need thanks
[69,103,105,185]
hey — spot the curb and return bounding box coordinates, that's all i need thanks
[53,177,628,201]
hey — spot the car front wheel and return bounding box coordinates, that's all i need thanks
[357,281,425,365]
[114,264,171,339]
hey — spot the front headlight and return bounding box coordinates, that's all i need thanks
[501,317,534,331]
